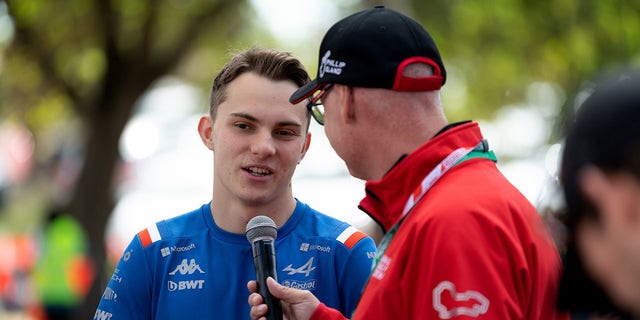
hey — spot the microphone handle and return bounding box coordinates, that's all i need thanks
[253,240,283,320]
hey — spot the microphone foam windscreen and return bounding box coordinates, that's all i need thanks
[245,216,278,243]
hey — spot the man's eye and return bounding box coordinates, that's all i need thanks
[276,130,297,137]
[235,123,251,130]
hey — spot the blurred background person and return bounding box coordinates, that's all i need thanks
[557,70,640,319]
[32,208,94,320]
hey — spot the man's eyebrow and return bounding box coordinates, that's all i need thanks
[230,112,258,122]
[229,112,303,128]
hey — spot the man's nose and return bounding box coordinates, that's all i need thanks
[250,131,276,156]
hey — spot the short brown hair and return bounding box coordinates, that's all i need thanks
[209,47,311,122]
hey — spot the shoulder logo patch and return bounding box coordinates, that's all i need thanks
[336,226,367,249]
[138,223,161,248]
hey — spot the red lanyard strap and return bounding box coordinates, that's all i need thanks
[371,140,496,273]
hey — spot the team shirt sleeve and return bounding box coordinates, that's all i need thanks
[335,226,376,317]
[95,232,154,319]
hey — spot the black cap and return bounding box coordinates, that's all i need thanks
[290,6,446,104]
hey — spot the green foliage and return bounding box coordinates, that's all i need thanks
[406,0,640,126]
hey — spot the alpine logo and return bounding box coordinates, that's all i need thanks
[283,257,316,276]
[319,50,346,78]
[168,279,205,291]
[169,259,205,275]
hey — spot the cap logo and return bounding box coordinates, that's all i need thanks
[319,50,346,79]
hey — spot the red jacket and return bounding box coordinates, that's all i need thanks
[311,122,568,320]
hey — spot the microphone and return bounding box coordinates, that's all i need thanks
[246,216,283,320]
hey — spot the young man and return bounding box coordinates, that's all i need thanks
[249,7,568,320]
[557,70,640,318]
[95,48,376,319]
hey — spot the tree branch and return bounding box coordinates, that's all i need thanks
[5,0,83,113]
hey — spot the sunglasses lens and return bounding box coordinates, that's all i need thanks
[311,105,324,124]
[306,84,332,125]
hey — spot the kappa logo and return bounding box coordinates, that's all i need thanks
[319,50,346,78]
[283,257,316,276]
[432,281,489,319]
[168,259,205,275]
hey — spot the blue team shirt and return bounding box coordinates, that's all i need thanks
[95,200,376,319]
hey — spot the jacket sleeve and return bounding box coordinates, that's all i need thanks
[310,303,348,320]
[95,234,153,319]
[404,208,530,319]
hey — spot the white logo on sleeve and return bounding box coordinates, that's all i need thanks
[432,281,489,319]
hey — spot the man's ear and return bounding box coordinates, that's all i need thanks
[197,115,214,151]
[298,132,311,164]
[332,84,356,123]
[343,86,357,123]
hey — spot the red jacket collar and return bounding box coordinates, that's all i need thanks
[358,122,485,232]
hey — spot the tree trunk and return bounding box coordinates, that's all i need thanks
[68,81,147,319]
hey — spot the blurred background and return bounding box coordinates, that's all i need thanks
[0,0,639,318]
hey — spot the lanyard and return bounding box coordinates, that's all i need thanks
[371,140,496,272]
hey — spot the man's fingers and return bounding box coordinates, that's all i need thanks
[249,302,268,320]
[248,291,268,320]
[266,277,291,300]
[248,292,263,306]
[247,280,258,293]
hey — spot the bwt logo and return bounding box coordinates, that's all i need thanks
[94,309,113,320]
[168,280,205,291]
